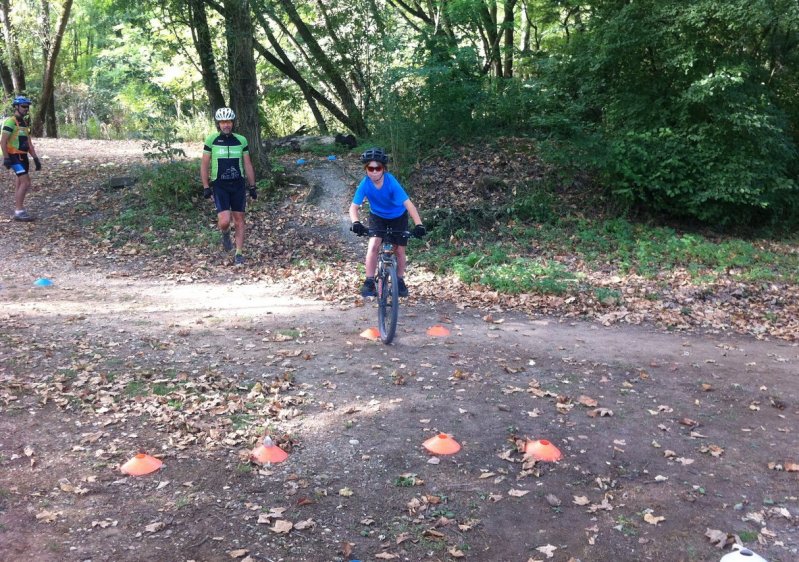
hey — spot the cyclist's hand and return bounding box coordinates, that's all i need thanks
[351,221,367,236]
[203,187,213,199]
[33,157,41,171]
[248,185,257,200]
[412,224,426,238]
[3,157,11,169]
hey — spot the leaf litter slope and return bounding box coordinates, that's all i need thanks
[0,139,797,562]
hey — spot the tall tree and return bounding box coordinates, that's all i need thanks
[275,0,367,136]
[187,0,226,115]
[33,0,72,137]
[1,0,26,93]
[222,0,267,175]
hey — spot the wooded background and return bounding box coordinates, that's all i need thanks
[3,0,799,227]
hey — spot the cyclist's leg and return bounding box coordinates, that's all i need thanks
[12,155,31,211]
[229,185,247,252]
[214,182,233,232]
[232,211,245,251]
[365,236,380,277]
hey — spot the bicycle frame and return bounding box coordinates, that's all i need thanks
[368,227,411,344]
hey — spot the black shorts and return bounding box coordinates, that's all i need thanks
[9,153,29,176]
[368,211,409,246]
[212,180,246,213]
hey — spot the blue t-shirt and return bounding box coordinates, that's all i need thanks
[352,172,409,219]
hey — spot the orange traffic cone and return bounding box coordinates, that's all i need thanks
[120,453,163,476]
[250,436,288,464]
[525,439,562,462]
[423,433,461,455]
[360,327,380,341]
[426,325,450,337]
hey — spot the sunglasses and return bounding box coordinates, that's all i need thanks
[19,105,30,109]
[366,165,383,172]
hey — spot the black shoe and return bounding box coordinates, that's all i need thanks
[12,210,34,222]
[397,277,409,297]
[234,253,245,266]
[222,230,233,251]
[360,278,376,297]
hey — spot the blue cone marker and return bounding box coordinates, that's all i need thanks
[327,155,336,161]
[34,278,53,287]
[296,158,306,165]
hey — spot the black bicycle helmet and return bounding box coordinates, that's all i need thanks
[360,147,388,165]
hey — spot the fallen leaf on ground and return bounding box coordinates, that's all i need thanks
[270,520,293,534]
[536,544,557,558]
[644,513,665,525]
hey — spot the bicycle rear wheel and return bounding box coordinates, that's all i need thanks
[377,262,399,344]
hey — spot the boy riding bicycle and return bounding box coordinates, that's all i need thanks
[349,147,426,297]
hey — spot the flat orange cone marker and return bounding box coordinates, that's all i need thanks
[423,433,461,455]
[426,325,450,337]
[250,436,288,464]
[525,439,562,462]
[120,453,163,476]
[360,327,380,341]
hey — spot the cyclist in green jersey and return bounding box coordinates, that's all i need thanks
[2,96,42,222]
[201,107,257,265]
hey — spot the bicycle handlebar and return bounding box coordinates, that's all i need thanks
[354,228,418,240]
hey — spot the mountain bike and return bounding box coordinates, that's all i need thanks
[356,227,415,344]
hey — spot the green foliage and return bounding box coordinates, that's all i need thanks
[137,161,200,212]
[143,119,187,163]
[452,250,578,295]
[544,0,799,227]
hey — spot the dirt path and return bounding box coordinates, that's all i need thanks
[1,140,798,562]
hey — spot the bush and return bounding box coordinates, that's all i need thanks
[138,161,200,213]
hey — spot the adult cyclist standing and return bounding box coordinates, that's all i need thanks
[2,96,42,222]
[201,107,257,265]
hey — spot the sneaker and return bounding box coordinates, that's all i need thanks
[360,278,376,297]
[12,210,34,222]
[397,277,409,298]
[234,253,245,266]
[221,230,233,251]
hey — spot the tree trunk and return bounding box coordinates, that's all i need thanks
[32,0,72,137]
[188,0,226,116]
[0,56,12,95]
[45,88,57,136]
[1,0,26,92]
[222,0,268,177]
[502,0,516,78]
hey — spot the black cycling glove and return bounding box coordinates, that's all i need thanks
[203,187,213,199]
[33,157,41,171]
[412,224,426,238]
[248,185,257,200]
[351,221,368,236]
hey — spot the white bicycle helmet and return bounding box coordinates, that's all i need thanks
[214,107,235,121]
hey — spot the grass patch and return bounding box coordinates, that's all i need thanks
[124,381,148,397]
[418,175,799,292]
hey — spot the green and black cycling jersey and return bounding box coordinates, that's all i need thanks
[203,132,249,183]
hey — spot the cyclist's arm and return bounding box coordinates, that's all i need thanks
[200,152,211,188]
[403,199,422,226]
[27,137,38,159]
[243,153,256,186]
[348,202,361,223]
[0,130,10,159]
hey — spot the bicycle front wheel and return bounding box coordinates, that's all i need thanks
[377,262,400,344]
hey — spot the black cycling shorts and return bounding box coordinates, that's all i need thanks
[212,180,246,213]
[368,211,409,246]
[9,153,29,176]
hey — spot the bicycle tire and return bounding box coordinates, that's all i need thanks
[377,262,399,344]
